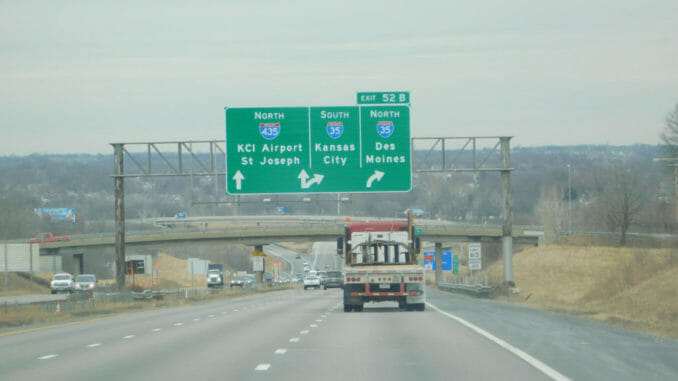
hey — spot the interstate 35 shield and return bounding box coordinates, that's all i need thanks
[326,121,344,139]
[376,121,394,138]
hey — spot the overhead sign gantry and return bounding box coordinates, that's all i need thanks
[225,93,411,194]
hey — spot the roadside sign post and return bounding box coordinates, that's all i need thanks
[468,243,482,273]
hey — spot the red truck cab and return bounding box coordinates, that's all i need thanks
[27,232,70,243]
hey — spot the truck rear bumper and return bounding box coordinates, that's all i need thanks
[350,291,421,297]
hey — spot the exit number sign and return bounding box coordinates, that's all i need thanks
[357,91,409,105]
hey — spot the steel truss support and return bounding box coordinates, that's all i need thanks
[411,136,514,287]
[111,140,225,290]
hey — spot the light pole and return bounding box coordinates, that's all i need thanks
[567,164,572,235]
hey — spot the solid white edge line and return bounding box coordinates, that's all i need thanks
[427,302,571,381]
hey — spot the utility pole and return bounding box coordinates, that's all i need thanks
[568,164,572,235]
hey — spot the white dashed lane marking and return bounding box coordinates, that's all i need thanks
[255,363,271,371]
[310,324,318,328]
[123,335,135,339]
[289,337,300,343]
[38,354,58,360]
[300,330,310,335]
[152,328,162,332]
[174,323,183,327]
[87,343,102,348]
[274,348,287,355]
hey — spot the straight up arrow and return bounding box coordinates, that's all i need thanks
[233,170,245,190]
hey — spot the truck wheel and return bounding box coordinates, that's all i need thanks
[304,286,308,290]
[354,304,364,312]
[412,303,425,311]
[51,290,56,295]
[343,304,353,312]
[398,300,406,309]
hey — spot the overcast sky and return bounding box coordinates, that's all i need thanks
[1,0,677,155]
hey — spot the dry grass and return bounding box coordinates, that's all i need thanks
[0,273,51,296]
[486,245,678,339]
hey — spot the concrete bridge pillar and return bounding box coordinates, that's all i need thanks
[253,244,264,284]
[434,242,442,285]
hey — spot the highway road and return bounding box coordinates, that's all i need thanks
[2,288,677,380]
[265,241,341,279]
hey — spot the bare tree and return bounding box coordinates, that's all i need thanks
[604,169,644,246]
[660,102,678,157]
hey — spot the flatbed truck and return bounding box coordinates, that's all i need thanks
[339,215,425,312]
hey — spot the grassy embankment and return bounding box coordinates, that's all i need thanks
[485,245,678,339]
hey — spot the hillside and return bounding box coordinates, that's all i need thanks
[487,245,678,339]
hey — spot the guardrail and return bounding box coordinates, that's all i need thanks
[438,282,493,297]
[437,274,494,297]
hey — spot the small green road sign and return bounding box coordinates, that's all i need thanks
[357,91,410,105]
[414,228,423,236]
[453,255,460,275]
[225,105,411,194]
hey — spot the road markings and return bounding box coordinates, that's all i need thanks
[174,322,183,326]
[310,324,318,328]
[208,314,215,318]
[315,319,323,322]
[321,314,327,318]
[300,330,310,335]
[87,343,102,348]
[255,363,271,371]
[233,309,239,312]
[193,318,201,322]
[221,311,228,315]
[152,328,162,332]
[427,302,572,381]
[274,348,287,355]
[123,335,135,339]
[289,337,300,343]
[38,354,58,360]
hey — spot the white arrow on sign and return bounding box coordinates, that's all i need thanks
[232,170,245,190]
[366,170,385,188]
[298,169,324,189]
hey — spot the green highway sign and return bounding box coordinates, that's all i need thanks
[225,105,411,194]
[357,91,409,105]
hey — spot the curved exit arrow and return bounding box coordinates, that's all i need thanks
[366,170,384,188]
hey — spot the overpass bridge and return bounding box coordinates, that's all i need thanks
[39,219,541,255]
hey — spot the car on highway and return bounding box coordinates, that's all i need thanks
[73,274,97,294]
[323,271,344,290]
[50,273,74,294]
[303,274,321,290]
[230,274,255,288]
[295,254,301,259]
[317,271,327,285]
